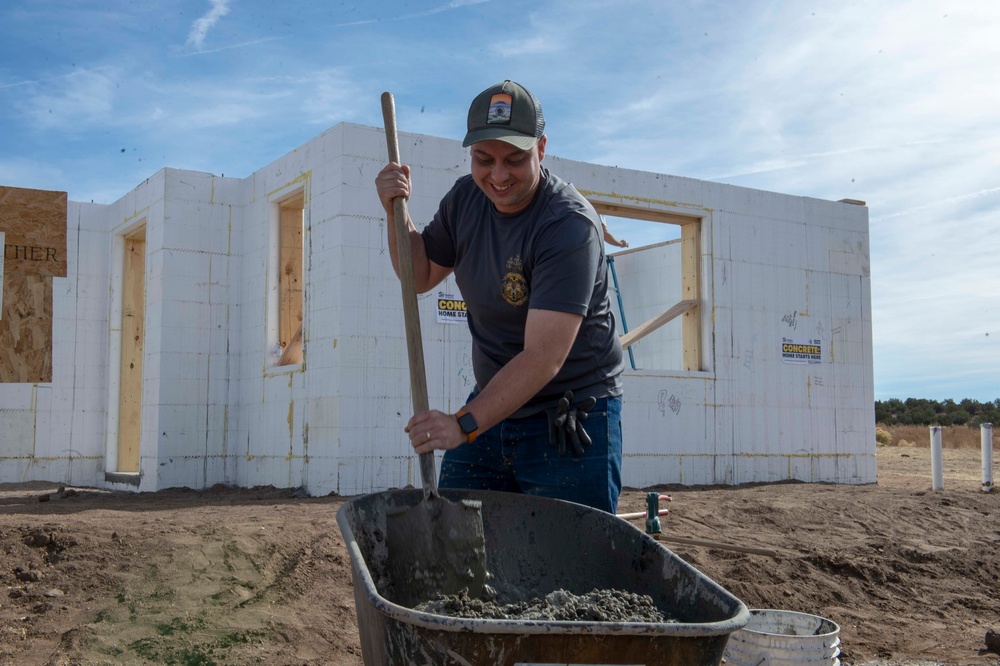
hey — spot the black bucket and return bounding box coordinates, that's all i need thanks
[336,489,749,665]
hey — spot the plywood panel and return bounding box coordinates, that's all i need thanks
[117,234,145,473]
[0,273,52,383]
[0,186,67,277]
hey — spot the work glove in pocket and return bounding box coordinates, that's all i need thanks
[546,390,597,457]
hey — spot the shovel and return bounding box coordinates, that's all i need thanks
[380,92,487,608]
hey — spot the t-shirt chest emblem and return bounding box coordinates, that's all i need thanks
[502,254,528,307]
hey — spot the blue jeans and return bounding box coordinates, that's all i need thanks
[439,395,623,513]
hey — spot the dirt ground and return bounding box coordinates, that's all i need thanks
[2,443,999,666]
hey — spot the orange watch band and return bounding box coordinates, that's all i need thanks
[455,407,480,443]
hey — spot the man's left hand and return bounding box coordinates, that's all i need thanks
[405,410,466,454]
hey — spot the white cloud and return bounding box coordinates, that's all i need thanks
[0,68,99,91]
[141,80,295,131]
[0,158,69,191]
[545,1,1000,400]
[181,36,282,57]
[187,0,232,49]
[3,0,998,400]
[297,69,365,125]
[875,186,1000,222]
[18,67,118,130]
[492,35,560,58]
[335,0,489,27]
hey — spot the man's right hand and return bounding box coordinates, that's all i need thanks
[375,161,452,294]
[376,163,411,216]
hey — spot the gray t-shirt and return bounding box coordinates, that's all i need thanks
[422,168,624,416]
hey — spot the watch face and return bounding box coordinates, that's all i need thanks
[457,411,478,434]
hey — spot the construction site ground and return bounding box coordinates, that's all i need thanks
[1,441,998,665]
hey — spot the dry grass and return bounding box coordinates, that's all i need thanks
[878,423,994,449]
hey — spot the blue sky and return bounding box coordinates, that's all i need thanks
[1,0,997,403]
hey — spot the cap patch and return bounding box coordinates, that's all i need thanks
[487,93,513,125]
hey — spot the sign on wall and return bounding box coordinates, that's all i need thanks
[781,337,823,364]
[436,291,467,324]
[0,186,67,277]
[0,186,67,383]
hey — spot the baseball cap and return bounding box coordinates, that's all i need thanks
[462,80,545,150]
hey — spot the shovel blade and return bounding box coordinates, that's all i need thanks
[386,495,486,607]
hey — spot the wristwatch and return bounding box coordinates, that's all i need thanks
[455,408,480,443]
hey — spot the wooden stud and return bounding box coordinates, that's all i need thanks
[620,299,697,349]
[681,221,701,371]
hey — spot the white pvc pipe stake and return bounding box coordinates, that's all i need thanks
[983,423,994,493]
[930,426,944,492]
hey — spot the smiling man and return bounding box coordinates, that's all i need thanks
[374,80,625,512]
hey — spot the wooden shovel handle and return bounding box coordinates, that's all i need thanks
[381,92,438,499]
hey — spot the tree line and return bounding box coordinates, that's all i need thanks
[875,398,1000,427]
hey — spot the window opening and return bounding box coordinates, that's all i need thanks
[273,191,304,366]
[592,207,702,372]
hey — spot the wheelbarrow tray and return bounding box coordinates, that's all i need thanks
[336,488,749,666]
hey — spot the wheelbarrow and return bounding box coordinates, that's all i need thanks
[336,488,749,665]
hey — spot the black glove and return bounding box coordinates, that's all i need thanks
[546,391,597,457]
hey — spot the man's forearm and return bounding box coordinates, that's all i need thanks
[463,347,562,433]
[386,208,415,275]
[386,211,438,293]
[463,308,581,431]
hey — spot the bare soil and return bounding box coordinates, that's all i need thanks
[2,440,999,665]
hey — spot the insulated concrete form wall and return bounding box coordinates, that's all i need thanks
[554,159,875,486]
[229,123,479,496]
[0,198,112,484]
[0,122,875,494]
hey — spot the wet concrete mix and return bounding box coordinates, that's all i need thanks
[416,588,674,623]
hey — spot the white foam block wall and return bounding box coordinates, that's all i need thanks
[0,200,111,485]
[0,122,874,493]
[549,156,875,486]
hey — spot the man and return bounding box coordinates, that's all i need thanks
[601,218,629,248]
[375,80,624,512]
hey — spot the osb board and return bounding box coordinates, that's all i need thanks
[0,185,68,277]
[0,273,53,383]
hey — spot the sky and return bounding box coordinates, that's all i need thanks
[0,0,997,403]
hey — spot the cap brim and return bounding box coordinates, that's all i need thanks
[462,128,538,150]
